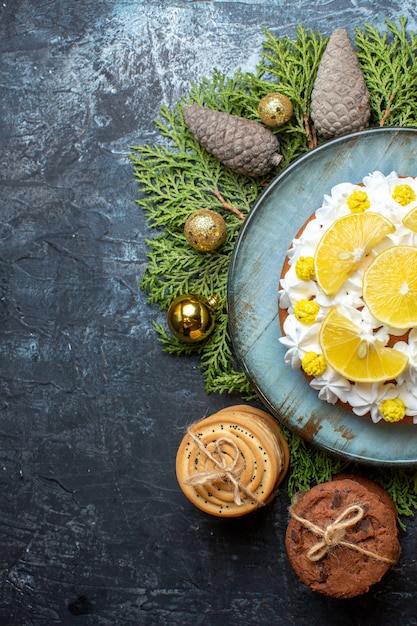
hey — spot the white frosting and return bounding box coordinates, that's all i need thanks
[278,171,417,423]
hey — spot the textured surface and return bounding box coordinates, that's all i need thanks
[2,1,417,624]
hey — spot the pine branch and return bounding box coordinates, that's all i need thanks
[132,21,417,520]
[284,429,350,497]
[355,17,417,127]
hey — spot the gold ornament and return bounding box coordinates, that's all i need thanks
[258,92,293,128]
[167,294,219,343]
[184,209,227,252]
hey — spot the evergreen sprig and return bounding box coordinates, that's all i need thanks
[131,69,281,397]
[355,17,417,126]
[131,21,417,519]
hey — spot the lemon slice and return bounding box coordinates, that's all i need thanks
[402,205,417,232]
[363,245,417,329]
[314,213,395,296]
[319,308,408,383]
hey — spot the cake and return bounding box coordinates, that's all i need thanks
[285,475,400,598]
[278,171,417,424]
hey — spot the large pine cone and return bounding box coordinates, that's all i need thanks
[311,28,371,138]
[183,105,283,177]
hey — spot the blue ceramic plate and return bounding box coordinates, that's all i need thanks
[227,127,417,466]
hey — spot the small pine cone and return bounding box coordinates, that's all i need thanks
[183,104,283,177]
[311,28,371,138]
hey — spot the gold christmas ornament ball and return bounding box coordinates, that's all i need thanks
[184,209,227,252]
[167,294,219,343]
[258,92,293,127]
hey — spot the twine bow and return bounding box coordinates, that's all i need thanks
[184,429,265,507]
[290,502,397,564]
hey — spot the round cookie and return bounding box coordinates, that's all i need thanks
[176,405,289,517]
[285,475,400,598]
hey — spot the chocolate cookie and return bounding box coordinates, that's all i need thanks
[285,475,400,598]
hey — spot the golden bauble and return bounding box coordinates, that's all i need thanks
[184,209,227,252]
[258,92,293,127]
[167,294,219,343]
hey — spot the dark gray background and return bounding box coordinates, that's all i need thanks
[1,1,417,624]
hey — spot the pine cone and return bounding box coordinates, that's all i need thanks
[183,105,283,177]
[311,28,370,138]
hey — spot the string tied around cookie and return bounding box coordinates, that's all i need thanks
[184,429,265,507]
[289,502,397,564]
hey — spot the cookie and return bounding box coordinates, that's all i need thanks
[285,475,400,598]
[176,405,289,517]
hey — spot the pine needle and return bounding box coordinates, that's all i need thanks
[355,17,417,127]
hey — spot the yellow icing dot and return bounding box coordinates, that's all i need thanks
[294,299,320,325]
[347,189,371,213]
[392,184,416,206]
[301,351,327,376]
[295,256,315,281]
[379,398,406,423]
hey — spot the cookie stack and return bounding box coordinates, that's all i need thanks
[176,405,289,517]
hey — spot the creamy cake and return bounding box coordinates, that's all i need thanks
[278,171,417,424]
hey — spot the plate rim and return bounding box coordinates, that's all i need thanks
[227,126,417,467]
